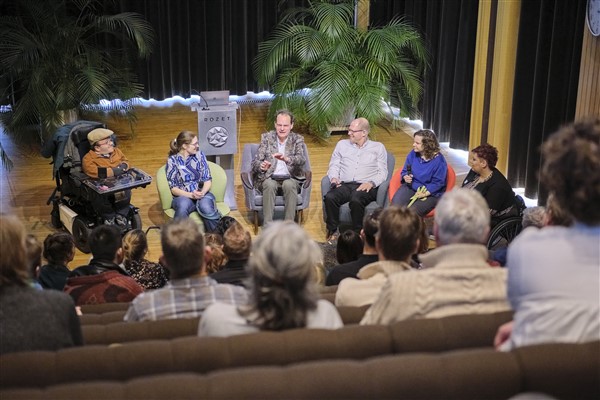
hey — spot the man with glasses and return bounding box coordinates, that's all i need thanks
[82,128,131,227]
[324,118,388,243]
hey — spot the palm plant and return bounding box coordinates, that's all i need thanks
[253,0,428,138]
[0,0,154,169]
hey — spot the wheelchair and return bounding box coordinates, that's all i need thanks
[486,194,527,250]
[43,121,152,253]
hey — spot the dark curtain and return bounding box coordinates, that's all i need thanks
[370,0,479,149]
[116,0,307,99]
[507,0,585,200]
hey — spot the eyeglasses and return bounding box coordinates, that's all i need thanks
[97,138,114,146]
[348,129,364,134]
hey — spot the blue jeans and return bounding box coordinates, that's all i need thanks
[171,192,221,232]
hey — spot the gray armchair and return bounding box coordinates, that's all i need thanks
[321,151,395,230]
[241,143,312,233]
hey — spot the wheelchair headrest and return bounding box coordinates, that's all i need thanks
[72,125,117,160]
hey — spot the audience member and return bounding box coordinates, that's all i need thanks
[82,128,132,227]
[124,218,247,322]
[251,109,306,225]
[496,118,600,350]
[361,189,510,325]
[64,225,143,305]
[204,232,227,274]
[544,192,573,227]
[461,143,518,222]
[324,117,388,242]
[122,229,169,290]
[335,230,363,265]
[199,221,343,337]
[325,209,381,286]
[521,206,546,229]
[391,129,447,217]
[335,206,420,307]
[166,130,222,232]
[209,222,252,286]
[38,232,75,291]
[0,215,82,354]
[25,234,43,289]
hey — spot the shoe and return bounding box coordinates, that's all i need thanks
[326,229,340,245]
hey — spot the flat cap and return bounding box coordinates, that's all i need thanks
[87,128,114,145]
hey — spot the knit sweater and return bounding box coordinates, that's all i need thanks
[361,244,510,325]
[335,260,412,307]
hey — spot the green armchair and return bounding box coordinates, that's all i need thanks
[156,162,230,231]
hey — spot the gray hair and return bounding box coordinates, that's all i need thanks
[522,206,546,229]
[242,221,322,331]
[434,188,490,245]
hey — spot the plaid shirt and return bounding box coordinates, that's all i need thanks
[124,276,248,322]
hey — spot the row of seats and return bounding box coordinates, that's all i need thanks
[2,311,512,388]
[2,340,597,399]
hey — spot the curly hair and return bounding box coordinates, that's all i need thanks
[414,129,440,160]
[241,221,321,331]
[43,232,75,266]
[540,118,600,224]
[472,143,499,168]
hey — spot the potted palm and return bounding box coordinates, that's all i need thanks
[253,0,428,137]
[0,0,154,169]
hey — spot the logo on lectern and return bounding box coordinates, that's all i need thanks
[207,126,229,147]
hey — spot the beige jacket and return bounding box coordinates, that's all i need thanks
[360,244,510,325]
[334,260,412,307]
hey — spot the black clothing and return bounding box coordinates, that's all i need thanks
[209,259,248,287]
[325,254,379,286]
[38,263,71,291]
[462,168,516,218]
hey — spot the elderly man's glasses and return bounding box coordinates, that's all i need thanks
[348,129,364,134]
[97,138,113,146]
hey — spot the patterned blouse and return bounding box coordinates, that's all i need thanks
[124,259,169,290]
[166,152,212,192]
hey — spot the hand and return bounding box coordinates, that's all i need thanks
[404,174,413,184]
[273,153,288,162]
[330,178,341,189]
[191,190,205,200]
[118,162,128,171]
[494,321,514,350]
[357,182,374,192]
[260,160,272,171]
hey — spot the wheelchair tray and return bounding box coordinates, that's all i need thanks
[82,168,153,195]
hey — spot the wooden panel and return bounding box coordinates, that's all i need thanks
[575,26,600,119]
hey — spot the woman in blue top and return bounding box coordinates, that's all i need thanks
[391,129,447,216]
[166,131,221,232]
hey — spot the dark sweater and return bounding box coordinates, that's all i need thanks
[0,285,83,355]
[38,263,71,291]
[326,254,379,286]
[209,259,248,287]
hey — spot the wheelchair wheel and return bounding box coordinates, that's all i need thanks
[72,216,92,253]
[486,216,523,250]
[131,212,142,231]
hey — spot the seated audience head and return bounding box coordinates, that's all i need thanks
[216,216,238,236]
[43,232,75,267]
[540,117,600,225]
[0,214,28,286]
[122,229,148,262]
[336,230,363,264]
[161,218,206,279]
[223,222,251,261]
[243,221,322,330]
[434,189,490,246]
[204,233,226,274]
[522,206,546,229]
[25,234,42,278]
[544,192,573,227]
[88,225,123,263]
[413,129,440,159]
[361,208,382,250]
[471,143,499,169]
[376,206,421,262]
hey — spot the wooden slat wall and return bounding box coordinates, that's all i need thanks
[575,27,600,119]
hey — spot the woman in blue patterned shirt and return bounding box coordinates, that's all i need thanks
[166,131,221,232]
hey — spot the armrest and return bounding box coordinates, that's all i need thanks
[321,175,332,198]
[241,172,254,190]
[376,179,391,207]
[303,171,312,189]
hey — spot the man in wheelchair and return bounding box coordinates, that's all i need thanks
[82,128,132,228]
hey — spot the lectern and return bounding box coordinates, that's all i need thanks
[191,101,239,210]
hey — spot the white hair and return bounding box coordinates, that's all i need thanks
[434,188,490,245]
